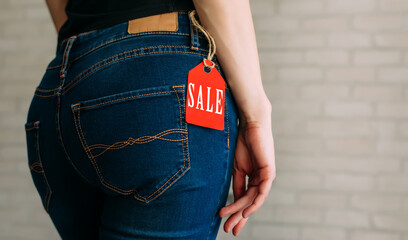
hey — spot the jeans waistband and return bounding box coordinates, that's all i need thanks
[55,11,203,79]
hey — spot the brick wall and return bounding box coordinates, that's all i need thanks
[0,0,407,239]
[0,0,60,239]
[219,0,408,239]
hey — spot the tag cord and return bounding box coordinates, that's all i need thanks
[189,10,216,68]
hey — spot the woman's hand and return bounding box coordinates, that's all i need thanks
[191,0,276,235]
[219,103,276,236]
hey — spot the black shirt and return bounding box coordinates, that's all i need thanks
[57,0,195,47]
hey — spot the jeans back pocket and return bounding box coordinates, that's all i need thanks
[71,84,190,203]
[24,120,53,213]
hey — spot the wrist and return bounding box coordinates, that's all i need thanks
[237,96,272,126]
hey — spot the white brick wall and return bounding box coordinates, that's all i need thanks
[0,0,407,239]
[220,0,408,239]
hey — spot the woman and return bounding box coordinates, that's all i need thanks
[24,0,276,239]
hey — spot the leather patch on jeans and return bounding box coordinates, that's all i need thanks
[128,12,179,34]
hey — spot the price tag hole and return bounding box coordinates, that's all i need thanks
[203,66,212,73]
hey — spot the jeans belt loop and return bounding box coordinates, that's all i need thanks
[59,36,77,82]
[189,10,200,52]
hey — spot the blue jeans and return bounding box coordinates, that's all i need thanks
[24,11,239,239]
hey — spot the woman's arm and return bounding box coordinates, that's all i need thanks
[45,0,68,33]
[192,0,271,122]
[192,0,276,236]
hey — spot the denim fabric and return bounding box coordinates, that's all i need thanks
[24,11,239,240]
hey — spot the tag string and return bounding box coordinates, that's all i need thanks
[189,10,216,68]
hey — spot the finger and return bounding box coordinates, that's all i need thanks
[223,210,244,233]
[232,217,248,236]
[219,164,246,218]
[232,167,246,201]
[232,134,251,201]
[242,189,268,219]
[219,187,257,217]
[242,179,272,218]
[220,187,256,217]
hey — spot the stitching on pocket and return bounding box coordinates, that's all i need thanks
[25,121,53,213]
[72,105,120,193]
[29,162,45,174]
[133,85,189,202]
[71,85,190,203]
[89,128,187,158]
[35,88,59,93]
[25,122,39,131]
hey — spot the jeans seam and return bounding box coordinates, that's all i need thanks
[226,95,230,149]
[207,151,230,240]
[36,45,210,97]
[34,80,230,98]
[48,40,206,71]
[58,30,98,50]
[196,26,200,49]
[76,90,183,110]
[53,32,192,70]
[61,48,208,96]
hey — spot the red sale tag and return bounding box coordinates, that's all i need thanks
[186,59,225,131]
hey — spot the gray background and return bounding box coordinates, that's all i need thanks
[1,0,407,239]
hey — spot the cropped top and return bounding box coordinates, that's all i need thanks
[57,0,195,47]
